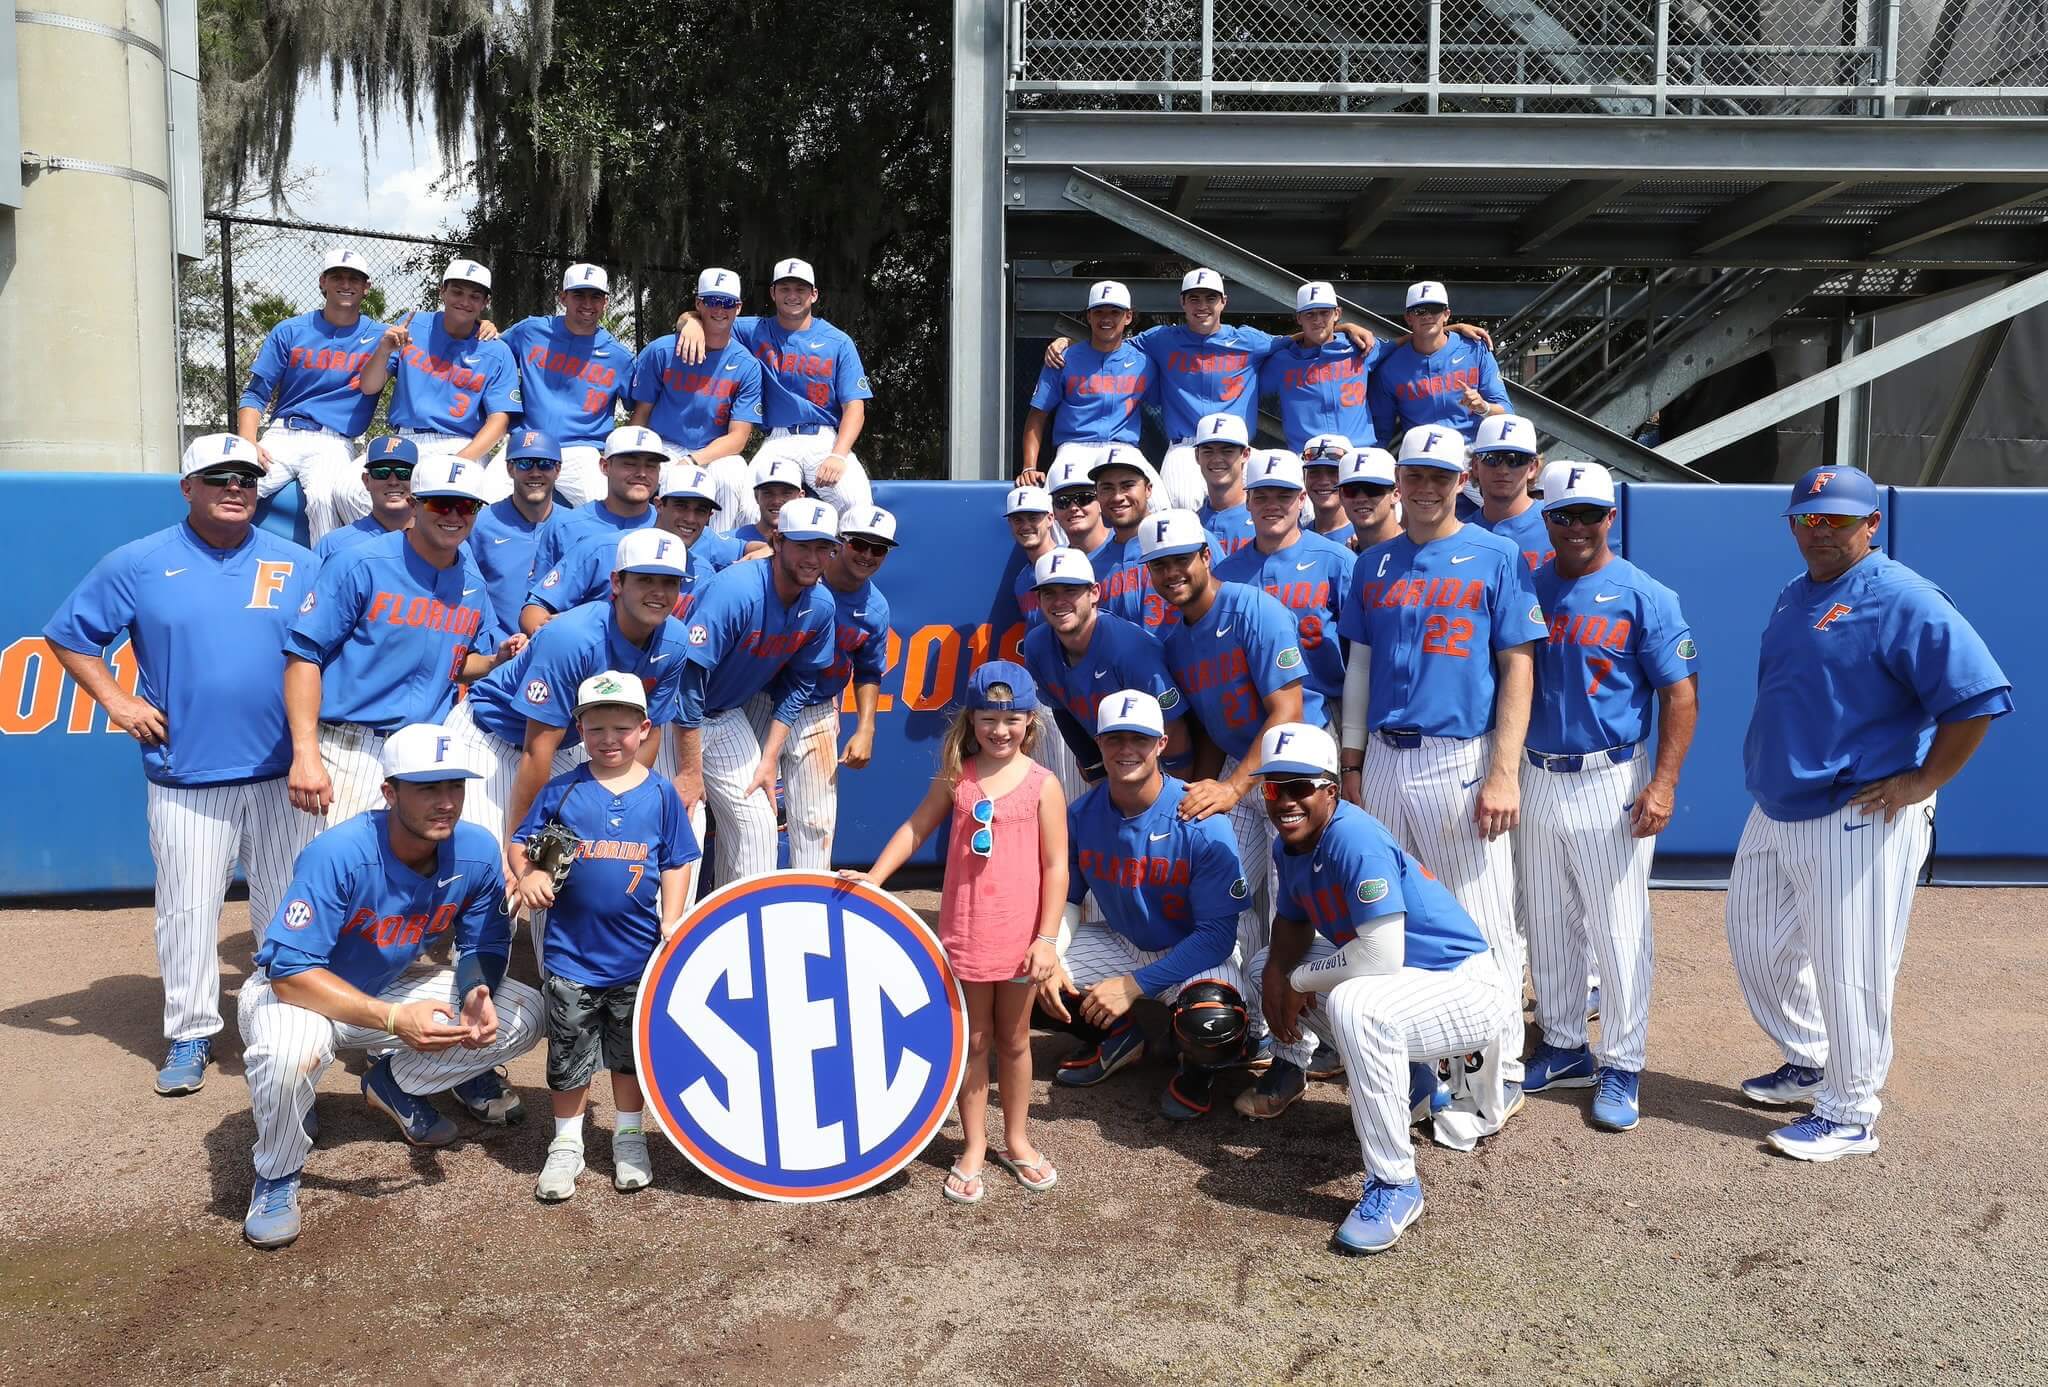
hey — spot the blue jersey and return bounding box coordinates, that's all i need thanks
[1529,557,1696,756]
[807,577,892,710]
[315,515,397,562]
[1066,777,1244,992]
[1315,520,1357,548]
[1339,525,1547,740]
[256,814,508,996]
[43,522,314,787]
[385,312,523,437]
[1257,337,1388,450]
[1022,610,1185,735]
[627,335,765,450]
[1199,502,1256,557]
[1028,341,1152,446]
[283,529,494,729]
[1132,323,1279,442]
[1476,506,1553,573]
[732,315,872,431]
[465,598,690,747]
[1273,801,1486,971]
[469,499,553,642]
[515,766,699,987]
[1013,560,1045,630]
[528,503,656,599]
[683,560,837,720]
[1368,338,1510,442]
[238,310,386,438]
[1095,529,1223,634]
[1745,552,2013,822]
[1214,532,1353,709]
[1161,582,1308,760]
[500,316,631,446]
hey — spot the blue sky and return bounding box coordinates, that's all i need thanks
[280,83,475,236]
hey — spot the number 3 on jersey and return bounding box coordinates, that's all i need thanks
[1423,614,1473,658]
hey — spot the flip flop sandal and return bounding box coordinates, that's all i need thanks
[943,1163,986,1205]
[992,1149,1058,1192]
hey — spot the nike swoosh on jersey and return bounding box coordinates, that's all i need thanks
[1215,624,1231,636]
[491,536,514,544]
[650,654,671,663]
[1092,668,1111,680]
[163,568,187,577]
[438,874,463,887]
[1844,822,1871,832]
[1594,593,1620,603]
[1149,830,1172,841]
[463,587,480,596]
[1312,860,1325,872]
[358,336,376,345]
[1295,561,1316,571]
[1450,555,1476,564]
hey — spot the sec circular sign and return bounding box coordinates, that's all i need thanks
[635,872,967,1202]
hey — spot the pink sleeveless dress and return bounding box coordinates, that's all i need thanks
[938,759,1053,983]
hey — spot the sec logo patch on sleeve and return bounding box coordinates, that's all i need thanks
[525,679,551,706]
[688,625,709,646]
[283,899,314,931]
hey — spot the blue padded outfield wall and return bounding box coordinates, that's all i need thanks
[0,475,2039,896]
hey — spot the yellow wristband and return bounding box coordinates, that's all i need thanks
[384,1003,398,1034]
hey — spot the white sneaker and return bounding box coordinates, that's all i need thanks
[535,1137,585,1202]
[613,1128,653,1192]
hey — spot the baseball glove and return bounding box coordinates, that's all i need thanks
[504,818,584,916]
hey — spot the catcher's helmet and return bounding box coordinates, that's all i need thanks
[1171,980,1249,1068]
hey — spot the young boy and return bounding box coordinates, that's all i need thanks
[511,670,700,1202]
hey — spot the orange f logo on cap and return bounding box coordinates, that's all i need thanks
[1811,471,1837,493]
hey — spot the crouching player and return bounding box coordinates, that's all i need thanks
[511,672,701,1203]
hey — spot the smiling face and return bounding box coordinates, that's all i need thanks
[1181,289,1225,334]
[384,777,465,843]
[658,495,717,545]
[1247,485,1302,541]
[1473,451,1538,505]
[576,704,650,771]
[511,457,558,505]
[604,451,663,506]
[774,535,836,590]
[181,468,262,531]
[771,279,817,321]
[1263,776,1337,848]
[1086,304,1132,345]
[754,482,801,531]
[612,569,684,632]
[1050,486,1102,542]
[1038,580,1095,637]
[1340,479,1397,531]
[696,292,741,335]
[1145,548,1209,610]
[320,268,369,315]
[1395,464,1462,527]
[839,534,891,584]
[1296,306,1338,345]
[1096,729,1165,791]
[365,465,414,522]
[970,708,1031,760]
[1543,505,1615,573]
[1094,467,1150,531]
[1304,463,1342,516]
[412,495,480,559]
[1008,510,1054,551]
[559,286,607,334]
[1195,442,1248,492]
[440,278,489,328]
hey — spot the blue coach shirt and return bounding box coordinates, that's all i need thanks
[1273,801,1486,971]
[238,310,386,438]
[1066,777,1244,993]
[1161,582,1309,760]
[1529,557,1696,756]
[501,316,631,447]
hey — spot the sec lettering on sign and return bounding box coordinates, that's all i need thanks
[634,872,968,1202]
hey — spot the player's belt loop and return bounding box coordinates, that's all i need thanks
[1375,728,1423,749]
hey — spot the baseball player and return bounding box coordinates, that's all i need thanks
[673,499,840,886]
[1517,463,1699,1132]
[1091,444,1220,634]
[630,267,766,521]
[1042,690,1253,1120]
[1018,280,1153,487]
[500,263,632,505]
[1044,454,1114,559]
[1257,281,1389,451]
[1302,434,1356,545]
[675,257,875,516]
[43,434,317,1097]
[341,259,523,523]
[443,528,693,853]
[1335,425,1548,1092]
[1337,446,1402,552]
[315,436,416,561]
[1144,510,1307,965]
[1728,464,2012,1162]
[730,456,806,548]
[470,429,566,644]
[283,457,522,826]
[1215,452,1353,729]
[237,247,385,542]
[1469,414,1550,570]
[519,425,664,634]
[1368,281,1509,444]
[523,463,744,628]
[1006,484,1060,629]
[1235,723,1515,1255]
[1193,415,1256,556]
[236,722,546,1248]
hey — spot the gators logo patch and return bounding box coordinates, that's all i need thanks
[1357,878,1389,905]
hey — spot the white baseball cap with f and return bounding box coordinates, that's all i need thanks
[1296,281,1339,312]
[1181,268,1225,295]
[613,528,690,578]
[442,258,493,292]
[1097,690,1166,739]
[381,724,483,782]
[1088,280,1132,311]
[322,248,370,277]
[696,267,742,299]
[180,433,264,477]
[772,257,816,286]
[1405,280,1450,310]
[562,263,610,293]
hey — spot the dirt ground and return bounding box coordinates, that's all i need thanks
[0,887,2042,1386]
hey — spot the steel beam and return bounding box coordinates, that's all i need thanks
[1339,177,1420,253]
[1474,0,1654,116]
[1657,264,2048,464]
[1057,170,1711,483]
[1824,315,1876,470]
[1689,181,1856,254]
[1006,113,2048,181]
[949,0,1007,480]
[1919,311,2015,486]
[1015,274,1704,321]
[1514,178,1638,253]
[1168,175,1208,217]
[1866,182,2048,258]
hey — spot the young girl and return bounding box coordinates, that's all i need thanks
[843,660,1069,1204]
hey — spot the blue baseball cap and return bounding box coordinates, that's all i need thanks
[507,428,560,462]
[365,436,419,468]
[965,660,1040,713]
[1783,465,1881,518]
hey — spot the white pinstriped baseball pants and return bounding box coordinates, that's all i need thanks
[1520,751,1654,1071]
[755,429,874,517]
[697,706,781,884]
[1060,922,1248,1004]
[239,968,543,1179]
[1246,941,1512,1185]
[316,722,395,826]
[1155,444,1208,514]
[1218,754,1276,960]
[746,695,839,870]
[550,444,604,509]
[1725,797,1934,1127]
[255,427,356,544]
[146,778,318,1042]
[439,700,586,851]
[1038,720,1106,923]
[1360,734,1525,1083]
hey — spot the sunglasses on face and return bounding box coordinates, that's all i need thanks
[511,458,559,472]
[1052,490,1097,509]
[699,295,741,310]
[1340,482,1392,500]
[195,471,260,490]
[1474,453,1533,468]
[846,538,891,558]
[367,464,414,481]
[1262,777,1330,803]
[1792,512,1868,530]
[420,497,482,517]
[1548,507,1612,528]
[969,796,996,857]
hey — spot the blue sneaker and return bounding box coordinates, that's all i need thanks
[1055,1020,1146,1087]
[1591,1067,1641,1131]
[1740,1062,1824,1107]
[243,1171,302,1248]
[1407,1062,1451,1124]
[1306,1042,1344,1079]
[362,1056,458,1147]
[155,1037,211,1096]
[451,1068,525,1125]
[1767,1113,1878,1163]
[1523,1042,1596,1094]
[1159,1061,1214,1121]
[1235,1058,1308,1120]
[1232,1031,1276,1072]
[1333,1177,1425,1255]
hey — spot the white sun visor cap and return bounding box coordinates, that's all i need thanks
[614,528,690,578]
[1136,509,1210,561]
[1472,413,1539,456]
[660,463,721,507]
[1193,412,1250,449]
[1087,280,1132,310]
[604,425,666,460]
[1245,451,1306,490]
[1180,268,1225,295]
[777,499,840,543]
[1087,443,1160,488]
[179,433,264,477]
[1405,280,1449,310]
[321,248,370,277]
[573,670,649,718]
[771,257,815,286]
[1296,280,1339,312]
[1005,485,1052,516]
[1257,723,1340,779]
[561,263,610,293]
[1096,690,1166,739]
[381,724,483,782]
[1032,548,1096,588]
[1340,447,1398,486]
[1539,460,1619,514]
[442,258,492,291]
[842,506,899,548]
[1397,424,1469,472]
